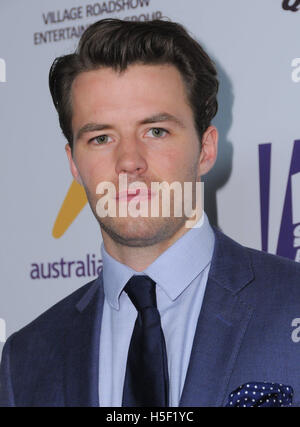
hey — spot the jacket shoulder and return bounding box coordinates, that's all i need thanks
[213,227,300,288]
[247,245,300,276]
[6,277,100,345]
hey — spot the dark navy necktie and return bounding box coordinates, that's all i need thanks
[122,275,169,407]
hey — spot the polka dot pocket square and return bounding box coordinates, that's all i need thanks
[226,382,293,407]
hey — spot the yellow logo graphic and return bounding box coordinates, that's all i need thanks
[52,180,87,238]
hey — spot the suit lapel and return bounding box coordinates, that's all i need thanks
[63,274,105,407]
[179,229,255,407]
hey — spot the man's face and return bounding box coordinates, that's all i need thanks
[66,63,217,247]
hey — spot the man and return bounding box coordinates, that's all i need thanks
[1,18,300,407]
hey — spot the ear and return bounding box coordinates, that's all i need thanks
[65,143,83,185]
[197,125,218,177]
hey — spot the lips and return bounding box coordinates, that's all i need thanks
[115,188,154,201]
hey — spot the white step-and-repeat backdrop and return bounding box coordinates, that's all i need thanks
[0,0,299,353]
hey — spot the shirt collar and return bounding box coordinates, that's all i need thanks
[101,212,215,310]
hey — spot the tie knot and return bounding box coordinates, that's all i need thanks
[124,275,157,311]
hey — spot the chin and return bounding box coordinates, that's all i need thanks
[98,216,186,248]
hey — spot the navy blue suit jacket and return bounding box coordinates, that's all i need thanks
[1,228,300,407]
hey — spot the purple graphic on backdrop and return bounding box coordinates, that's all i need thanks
[276,140,300,261]
[259,140,300,262]
[259,144,271,252]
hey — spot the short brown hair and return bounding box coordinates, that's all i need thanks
[49,18,218,150]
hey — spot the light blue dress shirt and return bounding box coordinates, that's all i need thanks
[99,213,215,406]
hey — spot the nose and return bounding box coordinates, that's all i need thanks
[115,137,148,178]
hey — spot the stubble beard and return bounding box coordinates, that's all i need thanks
[86,162,200,248]
[97,213,188,248]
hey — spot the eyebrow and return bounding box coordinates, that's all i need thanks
[139,112,185,128]
[75,123,111,141]
[75,112,185,141]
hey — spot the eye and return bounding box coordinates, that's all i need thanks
[146,127,169,138]
[90,135,112,145]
